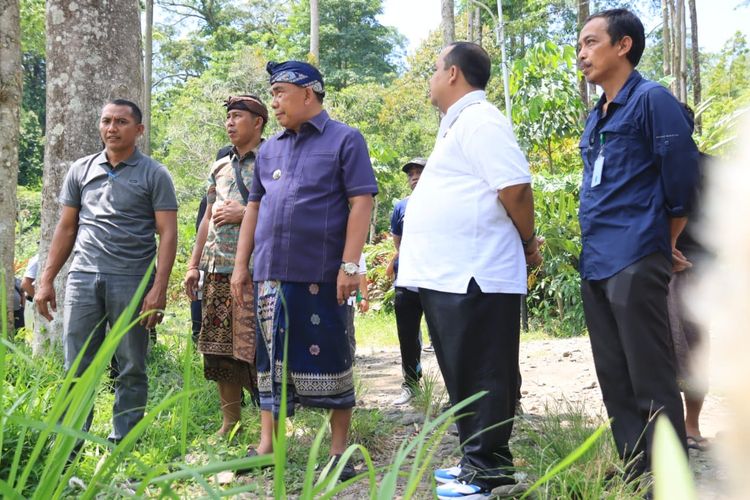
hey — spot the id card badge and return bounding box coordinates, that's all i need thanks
[591,152,604,187]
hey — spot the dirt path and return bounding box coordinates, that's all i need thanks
[351,336,728,498]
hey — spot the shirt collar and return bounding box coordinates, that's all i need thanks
[231,139,264,161]
[97,147,143,167]
[439,90,486,137]
[280,110,330,139]
[595,70,643,111]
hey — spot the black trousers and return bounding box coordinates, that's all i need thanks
[394,287,423,387]
[190,299,202,344]
[420,280,519,489]
[582,253,687,475]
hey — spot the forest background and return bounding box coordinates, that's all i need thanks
[12,0,750,340]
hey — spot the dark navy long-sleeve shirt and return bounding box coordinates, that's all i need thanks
[578,71,700,281]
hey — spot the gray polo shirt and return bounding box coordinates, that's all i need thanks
[59,148,178,275]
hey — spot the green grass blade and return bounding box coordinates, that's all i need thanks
[0,273,9,456]
[272,285,291,499]
[23,263,156,498]
[376,392,486,499]
[0,478,23,500]
[316,444,376,498]
[653,415,697,500]
[180,328,193,457]
[521,420,610,498]
[80,389,192,498]
[143,455,274,484]
[8,422,29,489]
[300,414,331,499]
[402,416,459,498]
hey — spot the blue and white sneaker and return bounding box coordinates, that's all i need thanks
[434,465,462,484]
[436,481,491,499]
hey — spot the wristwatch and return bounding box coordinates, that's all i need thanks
[340,261,359,276]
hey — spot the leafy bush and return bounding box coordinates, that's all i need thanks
[527,174,585,336]
[363,236,396,312]
[511,41,585,174]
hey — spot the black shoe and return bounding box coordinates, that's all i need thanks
[65,439,85,467]
[329,454,356,482]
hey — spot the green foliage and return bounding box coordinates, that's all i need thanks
[527,174,585,336]
[510,41,585,173]
[698,32,750,155]
[362,238,396,309]
[19,0,46,187]
[18,109,44,187]
[652,415,697,500]
[513,401,648,499]
[152,45,271,200]
[281,0,405,90]
[14,186,41,264]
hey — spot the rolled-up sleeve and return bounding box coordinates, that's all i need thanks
[645,87,700,217]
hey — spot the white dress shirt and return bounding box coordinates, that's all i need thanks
[397,90,531,294]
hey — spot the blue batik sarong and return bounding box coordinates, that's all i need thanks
[255,280,355,418]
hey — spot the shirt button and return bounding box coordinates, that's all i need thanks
[272,169,282,180]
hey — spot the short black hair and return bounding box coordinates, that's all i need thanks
[443,42,491,90]
[106,98,143,124]
[585,9,645,67]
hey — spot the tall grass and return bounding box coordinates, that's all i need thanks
[1,272,697,498]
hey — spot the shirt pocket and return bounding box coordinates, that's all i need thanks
[597,121,640,181]
[579,130,594,163]
[301,151,338,189]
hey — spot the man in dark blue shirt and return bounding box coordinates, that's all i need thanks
[389,157,427,405]
[577,9,699,478]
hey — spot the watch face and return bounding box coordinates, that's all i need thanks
[343,262,358,275]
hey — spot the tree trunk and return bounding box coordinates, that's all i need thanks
[0,0,22,327]
[310,0,320,63]
[672,0,688,102]
[672,0,683,100]
[577,0,590,110]
[475,8,482,47]
[679,0,687,102]
[468,6,475,43]
[688,0,701,132]
[36,0,144,353]
[144,0,153,155]
[369,197,377,245]
[441,0,455,46]
[662,0,672,78]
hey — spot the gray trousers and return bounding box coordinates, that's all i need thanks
[63,271,151,441]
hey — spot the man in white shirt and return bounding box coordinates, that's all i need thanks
[398,42,541,500]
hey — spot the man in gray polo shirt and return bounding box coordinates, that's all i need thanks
[35,99,178,444]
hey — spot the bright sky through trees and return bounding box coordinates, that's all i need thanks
[380,0,749,54]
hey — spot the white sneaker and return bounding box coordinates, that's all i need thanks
[436,480,491,499]
[434,465,462,484]
[392,387,414,405]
